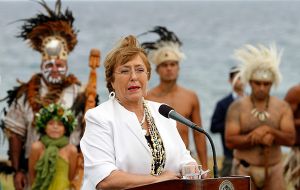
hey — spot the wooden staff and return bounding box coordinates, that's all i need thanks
[71,48,100,190]
[85,48,101,113]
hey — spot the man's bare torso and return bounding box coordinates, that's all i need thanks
[285,84,300,144]
[146,85,197,147]
[234,96,286,165]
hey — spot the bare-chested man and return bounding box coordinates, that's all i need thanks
[141,26,208,171]
[225,44,295,190]
[283,84,300,189]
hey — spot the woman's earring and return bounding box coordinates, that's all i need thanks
[109,91,115,99]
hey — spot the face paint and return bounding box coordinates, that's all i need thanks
[41,59,67,84]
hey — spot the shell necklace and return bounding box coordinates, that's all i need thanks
[250,95,270,122]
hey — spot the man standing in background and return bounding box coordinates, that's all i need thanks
[225,44,295,190]
[283,84,300,190]
[142,26,208,172]
[1,1,88,189]
[210,66,244,176]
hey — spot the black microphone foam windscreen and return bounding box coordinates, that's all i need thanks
[158,104,174,118]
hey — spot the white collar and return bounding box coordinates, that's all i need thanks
[232,91,244,100]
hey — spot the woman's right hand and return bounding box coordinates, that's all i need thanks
[156,171,181,182]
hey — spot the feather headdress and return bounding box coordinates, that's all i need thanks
[140,26,185,65]
[233,44,282,87]
[18,0,78,60]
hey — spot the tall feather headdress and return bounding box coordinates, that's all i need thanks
[140,26,185,65]
[233,44,282,87]
[18,0,78,60]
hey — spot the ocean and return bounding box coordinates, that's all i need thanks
[1,0,300,158]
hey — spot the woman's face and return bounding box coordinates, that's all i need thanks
[45,119,66,139]
[112,55,149,105]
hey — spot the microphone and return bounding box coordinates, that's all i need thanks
[159,104,219,178]
[159,104,204,133]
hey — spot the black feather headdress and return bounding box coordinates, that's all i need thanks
[140,26,185,65]
[18,0,78,57]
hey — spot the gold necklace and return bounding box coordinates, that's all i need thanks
[251,96,270,122]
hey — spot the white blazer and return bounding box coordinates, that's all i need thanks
[80,98,195,189]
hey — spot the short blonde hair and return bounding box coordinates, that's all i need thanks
[104,35,151,93]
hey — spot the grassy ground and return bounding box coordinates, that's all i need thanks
[0,173,14,190]
[208,156,224,174]
[190,150,224,175]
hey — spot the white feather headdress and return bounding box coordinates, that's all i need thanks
[233,44,282,87]
[140,26,185,65]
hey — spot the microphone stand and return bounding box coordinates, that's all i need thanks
[189,124,219,178]
[159,105,219,178]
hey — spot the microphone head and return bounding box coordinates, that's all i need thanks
[158,104,174,118]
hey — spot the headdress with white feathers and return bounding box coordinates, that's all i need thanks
[233,44,282,87]
[140,26,185,65]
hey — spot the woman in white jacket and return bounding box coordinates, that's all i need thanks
[80,35,197,190]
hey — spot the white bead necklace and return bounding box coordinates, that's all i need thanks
[251,95,270,122]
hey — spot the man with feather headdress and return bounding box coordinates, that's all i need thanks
[0,1,91,189]
[225,44,295,190]
[141,26,208,173]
